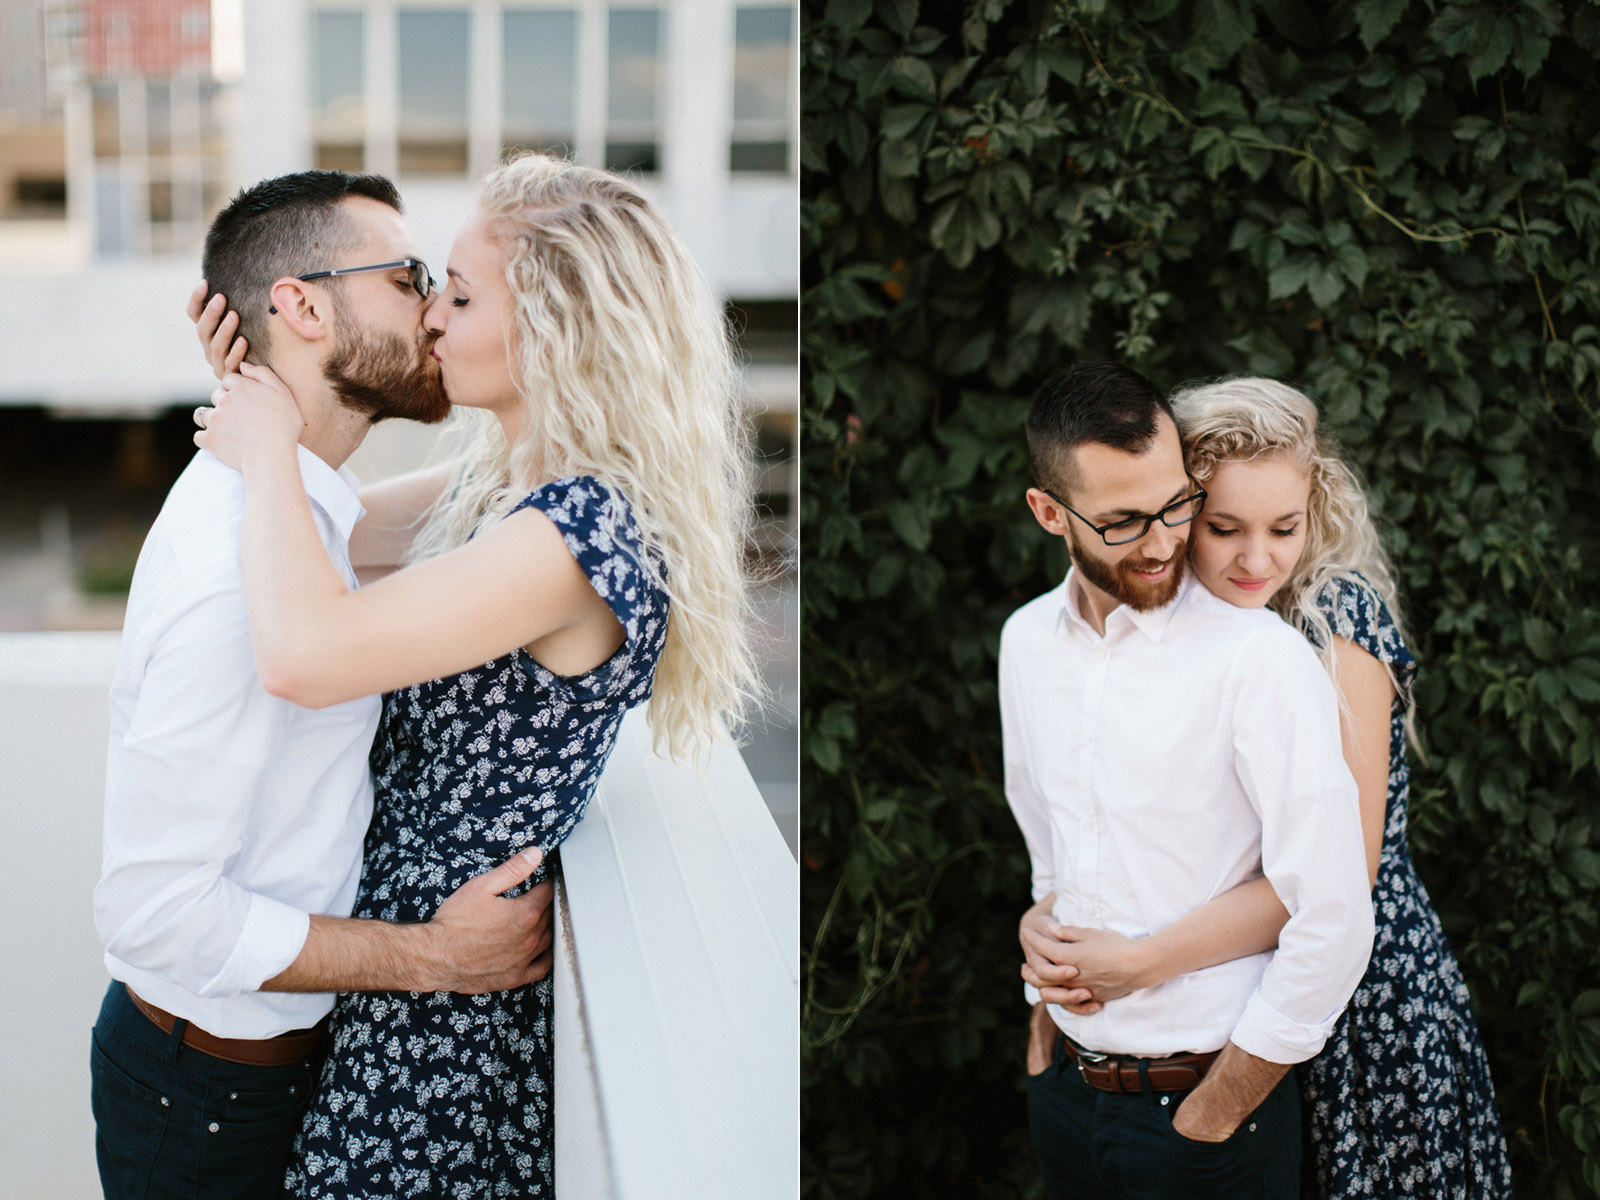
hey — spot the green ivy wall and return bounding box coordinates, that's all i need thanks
[801,1,1600,1196]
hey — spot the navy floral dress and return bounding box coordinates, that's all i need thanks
[1298,576,1512,1198]
[286,477,668,1199]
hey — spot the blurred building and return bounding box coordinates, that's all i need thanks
[0,0,797,536]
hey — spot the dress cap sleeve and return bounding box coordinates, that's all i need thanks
[1312,574,1417,705]
[508,475,664,656]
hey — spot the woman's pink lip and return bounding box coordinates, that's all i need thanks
[1229,577,1270,590]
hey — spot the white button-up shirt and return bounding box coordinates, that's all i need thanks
[1000,569,1374,1064]
[95,447,379,1039]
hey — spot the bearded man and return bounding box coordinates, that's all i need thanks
[91,171,553,1200]
[999,361,1373,1199]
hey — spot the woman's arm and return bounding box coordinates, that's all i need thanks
[350,463,459,573]
[1020,879,1288,1007]
[1019,636,1395,1002]
[196,366,620,708]
[1331,635,1395,888]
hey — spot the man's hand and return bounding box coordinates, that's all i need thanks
[262,848,554,995]
[424,847,555,994]
[1169,1042,1289,1143]
[1026,1000,1058,1076]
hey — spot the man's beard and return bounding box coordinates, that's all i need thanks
[322,322,450,425]
[1069,526,1187,612]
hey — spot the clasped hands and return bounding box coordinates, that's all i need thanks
[1018,899,1153,1015]
[1019,901,1241,1143]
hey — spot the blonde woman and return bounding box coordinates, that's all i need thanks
[194,153,758,1197]
[1019,378,1511,1197]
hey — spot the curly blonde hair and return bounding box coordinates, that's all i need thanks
[410,152,760,762]
[1169,376,1409,707]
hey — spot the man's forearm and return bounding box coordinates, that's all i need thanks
[1172,1041,1290,1141]
[261,914,444,994]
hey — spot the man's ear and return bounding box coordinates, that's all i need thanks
[1025,487,1072,537]
[265,278,330,341]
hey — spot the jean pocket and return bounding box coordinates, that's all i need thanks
[212,1070,312,1136]
[1161,1097,1244,1150]
[90,1032,174,1196]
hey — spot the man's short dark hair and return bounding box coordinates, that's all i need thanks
[1026,362,1177,494]
[201,170,403,363]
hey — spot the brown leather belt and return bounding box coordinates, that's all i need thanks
[1060,1035,1219,1093]
[126,985,329,1068]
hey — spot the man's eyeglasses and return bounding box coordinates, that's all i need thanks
[268,258,435,313]
[1043,486,1208,546]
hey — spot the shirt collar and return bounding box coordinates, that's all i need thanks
[296,445,365,542]
[1056,567,1196,644]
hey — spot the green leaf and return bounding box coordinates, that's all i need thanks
[1524,617,1559,662]
[887,499,933,551]
[1467,14,1516,83]
[877,0,918,37]
[880,103,931,140]
[889,55,938,102]
[1355,0,1409,50]
[879,135,923,179]
[1267,257,1312,300]
[1306,261,1345,307]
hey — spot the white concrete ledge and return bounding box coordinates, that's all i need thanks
[556,706,799,1199]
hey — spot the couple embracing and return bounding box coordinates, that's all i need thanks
[1003,362,1513,1197]
[91,155,757,1198]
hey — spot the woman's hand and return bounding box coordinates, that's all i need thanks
[1019,899,1099,1014]
[193,363,305,471]
[1022,915,1159,1013]
[187,279,248,379]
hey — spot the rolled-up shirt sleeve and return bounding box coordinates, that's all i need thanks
[1227,628,1375,1063]
[95,584,310,998]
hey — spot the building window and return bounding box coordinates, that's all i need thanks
[91,83,120,159]
[731,6,792,173]
[313,10,365,171]
[606,7,661,173]
[398,10,470,175]
[503,9,578,160]
[178,8,209,42]
[146,82,173,160]
[149,179,175,224]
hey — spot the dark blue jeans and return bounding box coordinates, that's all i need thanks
[1027,1037,1301,1200]
[90,982,322,1200]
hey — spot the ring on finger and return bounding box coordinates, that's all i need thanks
[194,405,210,428]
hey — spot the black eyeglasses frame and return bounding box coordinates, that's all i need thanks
[268,258,435,314]
[1042,485,1208,547]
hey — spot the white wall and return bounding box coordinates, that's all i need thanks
[0,632,121,1199]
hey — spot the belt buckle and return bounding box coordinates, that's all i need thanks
[1074,1045,1110,1084]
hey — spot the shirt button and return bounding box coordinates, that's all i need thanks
[229,1092,238,1100]
[1249,1122,1257,1132]
[160,1097,170,1107]
[208,1122,220,1133]
[1159,1095,1170,1107]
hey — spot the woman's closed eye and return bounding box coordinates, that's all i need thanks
[1205,523,1237,537]
[1271,525,1300,538]
[451,295,470,308]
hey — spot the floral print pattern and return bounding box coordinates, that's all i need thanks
[1298,575,1513,1198]
[286,477,667,1199]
